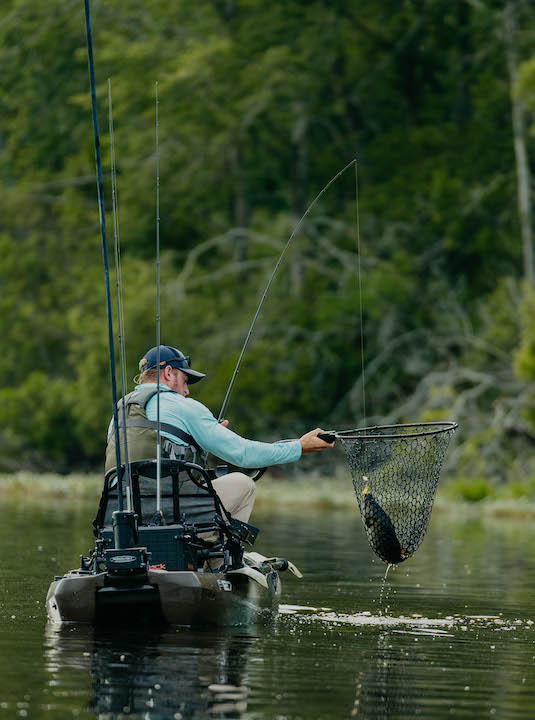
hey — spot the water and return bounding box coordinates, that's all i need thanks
[1,498,535,718]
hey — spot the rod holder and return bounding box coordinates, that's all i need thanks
[112,510,139,549]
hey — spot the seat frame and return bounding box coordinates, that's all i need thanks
[92,460,256,573]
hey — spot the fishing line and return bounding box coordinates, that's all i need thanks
[108,78,132,511]
[217,157,358,425]
[155,81,162,514]
[354,160,366,422]
[83,0,123,510]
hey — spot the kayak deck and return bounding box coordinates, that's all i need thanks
[47,558,281,627]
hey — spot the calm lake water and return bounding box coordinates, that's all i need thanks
[1,493,535,719]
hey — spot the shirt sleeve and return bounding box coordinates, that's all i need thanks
[169,397,302,468]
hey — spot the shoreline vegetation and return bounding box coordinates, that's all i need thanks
[2,471,535,517]
[3,3,535,486]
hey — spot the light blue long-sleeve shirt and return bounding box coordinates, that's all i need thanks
[139,383,302,468]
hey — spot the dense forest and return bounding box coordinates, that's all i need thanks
[1,0,535,485]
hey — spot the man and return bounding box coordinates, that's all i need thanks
[106,345,334,526]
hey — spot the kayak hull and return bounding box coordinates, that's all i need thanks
[46,563,281,627]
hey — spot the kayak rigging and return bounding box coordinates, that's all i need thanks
[47,1,458,630]
[47,0,307,627]
[83,0,123,510]
[108,78,131,507]
[155,80,163,516]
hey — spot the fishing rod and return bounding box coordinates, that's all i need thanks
[83,0,124,511]
[354,159,366,422]
[155,81,162,515]
[217,158,358,424]
[108,78,132,512]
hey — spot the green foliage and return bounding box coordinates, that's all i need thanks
[451,477,495,503]
[515,286,535,381]
[0,0,535,479]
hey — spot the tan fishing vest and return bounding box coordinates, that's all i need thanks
[104,386,199,474]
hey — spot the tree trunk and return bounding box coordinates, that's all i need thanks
[455,0,472,127]
[504,0,533,286]
[229,144,248,262]
[291,105,308,296]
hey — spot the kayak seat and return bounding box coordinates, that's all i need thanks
[94,459,226,531]
[94,460,231,571]
[93,460,255,572]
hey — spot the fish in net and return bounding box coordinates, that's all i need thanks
[336,422,457,565]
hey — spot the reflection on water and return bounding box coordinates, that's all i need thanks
[275,603,535,719]
[45,624,255,718]
[1,500,535,717]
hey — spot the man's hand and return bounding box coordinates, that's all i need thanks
[220,420,229,428]
[300,428,335,454]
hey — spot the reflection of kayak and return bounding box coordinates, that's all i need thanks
[45,622,256,717]
[46,459,301,627]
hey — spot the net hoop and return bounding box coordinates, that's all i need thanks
[336,421,458,442]
[337,420,457,564]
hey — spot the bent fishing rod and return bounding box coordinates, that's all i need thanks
[217,158,358,424]
[83,0,124,510]
[200,159,358,465]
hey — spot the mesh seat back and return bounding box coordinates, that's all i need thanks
[103,461,218,528]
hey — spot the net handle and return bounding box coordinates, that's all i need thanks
[335,421,458,441]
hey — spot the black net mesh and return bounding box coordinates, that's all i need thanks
[337,422,457,565]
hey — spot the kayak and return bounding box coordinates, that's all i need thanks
[46,459,301,627]
[46,551,290,626]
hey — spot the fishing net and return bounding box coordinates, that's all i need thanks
[337,422,457,565]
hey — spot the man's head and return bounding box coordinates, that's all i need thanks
[138,345,205,396]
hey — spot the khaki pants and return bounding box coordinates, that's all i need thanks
[204,472,256,571]
[211,472,256,523]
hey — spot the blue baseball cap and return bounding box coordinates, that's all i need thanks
[139,345,206,384]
